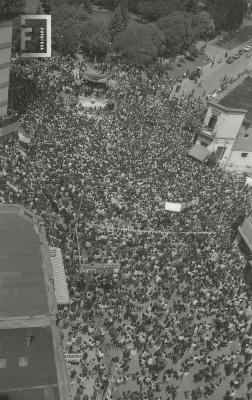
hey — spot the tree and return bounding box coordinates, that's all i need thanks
[155,11,198,55]
[51,0,88,55]
[225,0,247,30]
[80,20,110,58]
[41,0,52,13]
[113,23,165,64]
[93,0,116,10]
[197,11,215,39]
[128,0,138,13]
[183,0,198,11]
[67,0,92,12]
[137,0,181,22]
[0,0,25,20]
[206,0,247,31]
[108,1,128,40]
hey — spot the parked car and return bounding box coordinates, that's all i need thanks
[238,48,244,55]
[243,45,252,52]
[188,71,198,80]
[233,53,240,59]
[186,55,195,62]
[188,69,201,80]
[196,66,202,76]
[211,91,218,98]
[226,56,234,64]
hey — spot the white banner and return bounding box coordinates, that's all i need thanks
[18,129,31,144]
[165,202,182,212]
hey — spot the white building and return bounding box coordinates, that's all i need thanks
[189,75,252,173]
[0,20,13,118]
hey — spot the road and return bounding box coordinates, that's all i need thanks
[171,38,252,100]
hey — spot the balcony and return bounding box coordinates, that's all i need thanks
[201,125,216,139]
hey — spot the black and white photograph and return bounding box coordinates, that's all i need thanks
[0,1,252,400]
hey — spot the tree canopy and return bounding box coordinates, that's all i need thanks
[155,9,215,55]
[137,0,181,22]
[108,1,129,40]
[51,0,88,55]
[197,11,215,40]
[0,0,25,20]
[79,20,110,58]
[155,11,197,55]
[93,0,116,10]
[206,0,247,31]
[113,23,165,64]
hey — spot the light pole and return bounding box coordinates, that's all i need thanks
[59,35,64,60]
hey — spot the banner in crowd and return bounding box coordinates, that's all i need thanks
[164,202,182,212]
[73,67,80,81]
[18,126,34,144]
[64,353,82,363]
[81,262,120,274]
[165,198,199,212]
[91,223,213,235]
[245,177,252,187]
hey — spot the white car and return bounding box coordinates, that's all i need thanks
[243,45,252,52]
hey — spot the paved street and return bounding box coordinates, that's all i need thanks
[171,37,252,100]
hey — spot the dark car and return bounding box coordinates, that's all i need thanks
[226,56,234,64]
[188,70,200,80]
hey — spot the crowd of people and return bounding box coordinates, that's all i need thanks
[1,56,252,400]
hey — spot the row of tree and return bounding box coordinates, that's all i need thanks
[0,0,248,65]
[93,0,247,31]
[112,10,215,64]
[44,0,215,62]
[0,0,247,32]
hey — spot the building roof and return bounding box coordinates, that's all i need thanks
[0,327,59,395]
[238,214,252,252]
[188,144,210,162]
[50,247,70,305]
[0,20,12,118]
[0,208,49,318]
[232,124,252,151]
[214,76,252,122]
[0,387,60,400]
[0,205,71,400]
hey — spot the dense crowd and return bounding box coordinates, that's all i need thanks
[1,57,252,400]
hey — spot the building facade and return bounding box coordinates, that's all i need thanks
[191,75,252,173]
[0,205,71,400]
[0,19,13,118]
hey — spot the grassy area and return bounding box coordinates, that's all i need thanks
[214,25,252,50]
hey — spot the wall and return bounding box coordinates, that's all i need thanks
[226,151,252,173]
[215,112,246,140]
[203,105,245,140]
[0,20,13,117]
[208,138,234,166]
